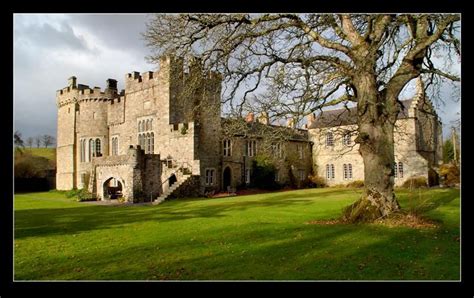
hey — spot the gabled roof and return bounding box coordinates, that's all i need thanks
[221,118,309,142]
[307,99,414,129]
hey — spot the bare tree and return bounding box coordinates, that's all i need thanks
[26,137,34,148]
[34,136,41,148]
[41,135,55,148]
[144,14,460,222]
[14,130,24,154]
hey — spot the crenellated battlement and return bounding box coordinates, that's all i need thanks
[123,55,222,93]
[56,76,120,107]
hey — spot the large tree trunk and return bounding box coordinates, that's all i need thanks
[342,73,401,223]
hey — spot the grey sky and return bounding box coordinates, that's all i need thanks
[13,14,461,140]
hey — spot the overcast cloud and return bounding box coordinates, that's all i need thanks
[13,14,461,141]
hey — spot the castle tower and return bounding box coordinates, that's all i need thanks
[56,76,79,190]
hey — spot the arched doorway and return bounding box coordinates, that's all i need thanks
[223,167,231,191]
[103,177,123,200]
[168,174,177,187]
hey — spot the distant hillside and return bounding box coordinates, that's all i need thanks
[23,148,56,163]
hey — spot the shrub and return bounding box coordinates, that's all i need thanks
[251,155,280,190]
[402,176,428,189]
[346,180,364,188]
[439,163,460,187]
[308,174,327,188]
[65,188,81,198]
[76,189,96,202]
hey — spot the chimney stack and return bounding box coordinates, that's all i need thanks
[415,76,425,99]
[106,79,118,92]
[68,76,77,89]
[287,117,295,128]
[245,112,255,123]
[257,112,269,125]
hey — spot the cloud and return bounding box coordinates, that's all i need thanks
[13,14,461,141]
[14,14,156,139]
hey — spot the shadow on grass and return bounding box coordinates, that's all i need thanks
[15,188,458,241]
[16,217,460,280]
[398,189,459,214]
[15,191,333,239]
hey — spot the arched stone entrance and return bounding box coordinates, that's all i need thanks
[103,177,124,200]
[223,167,232,191]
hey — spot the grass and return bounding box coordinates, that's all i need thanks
[14,187,460,280]
[22,147,56,162]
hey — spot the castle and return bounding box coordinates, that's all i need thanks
[56,55,443,203]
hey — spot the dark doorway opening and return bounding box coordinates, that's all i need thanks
[223,167,231,191]
[103,178,123,200]
[169,174,177,187]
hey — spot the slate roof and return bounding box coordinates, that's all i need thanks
[221,118,309,142]
[307,99,413,129]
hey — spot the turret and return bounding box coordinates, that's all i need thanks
[68,76,77,89]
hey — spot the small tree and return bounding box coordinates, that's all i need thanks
[42,135,55,148]
[442,139,454,164]
[14,131,24,154]
[34,136,41,148]
[26,137,34,148]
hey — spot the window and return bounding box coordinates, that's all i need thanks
[326,132,334,147]
[343,164,353,180]
[138,118,154,153]
[223,139,232,156]
[150,133,154,154]
[80,139,85,162]
[298,170,305,181]
[139,134,144,149]
[275,170,280,182]
[81,173,86,186]
[272,142,282,158]
[326,164,335,180]
[205,169,215,186]
[398,162,404,178]
[88,139,94,160]
[343,133,352,146]
[394,162,404,178]
[246,140,257,157]
[111,137,119,156]
[245,169,251,184]
[297,144,304,159]
[95,139,101,156]
[146,133,151,154]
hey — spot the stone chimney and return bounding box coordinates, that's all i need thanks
[68,76,77,89]
[106,79,118,93]
[245,112,255,123]
[307,113,316,125]
[257,112,269,125]
[415,76,425,99]
[287,117,295,128]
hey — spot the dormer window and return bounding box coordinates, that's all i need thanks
[326,132,334,147]
[343,133,351,146]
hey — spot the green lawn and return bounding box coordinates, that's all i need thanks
[14,188,460,280]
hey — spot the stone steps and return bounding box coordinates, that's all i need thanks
[152,174,192,205]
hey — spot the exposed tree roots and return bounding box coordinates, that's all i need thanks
[341,188,400,223]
